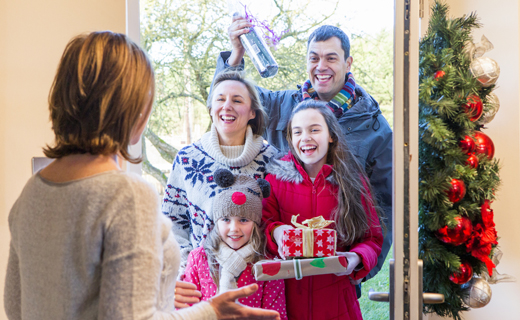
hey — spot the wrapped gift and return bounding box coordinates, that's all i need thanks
[282,215,337,258]
[253,256,348,281]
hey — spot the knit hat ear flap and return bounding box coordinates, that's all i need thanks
[257,178,270,199]
[214,168,235,188]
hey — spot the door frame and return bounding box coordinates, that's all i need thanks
[392,0,420,319]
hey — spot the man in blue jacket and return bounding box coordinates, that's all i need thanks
[211,18,393,290]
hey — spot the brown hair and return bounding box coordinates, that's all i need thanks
[43,31,155,163]
[286,100,383,247]
[208,69,266,136]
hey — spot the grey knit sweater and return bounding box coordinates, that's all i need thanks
[4,171,216,320]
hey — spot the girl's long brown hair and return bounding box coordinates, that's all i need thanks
[286,100,384,247]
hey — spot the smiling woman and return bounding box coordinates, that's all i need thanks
[161,70,278,279]
[209,77,257,146]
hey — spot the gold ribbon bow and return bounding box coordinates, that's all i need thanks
[291,215,335,229]
[290,215,335,257]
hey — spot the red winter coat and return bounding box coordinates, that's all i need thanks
[262,153,383,320]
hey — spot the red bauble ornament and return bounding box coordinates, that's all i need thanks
[466,153,479,169]
[474,131,495,160]
[459,135,476,154]
[449,260,473,284]
[436,216,473,246]
[447,178,466,203]
[463,95,484,121]
[434,70,445,80]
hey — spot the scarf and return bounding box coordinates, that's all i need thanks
[215,243,255,294]
[301,72,357,118]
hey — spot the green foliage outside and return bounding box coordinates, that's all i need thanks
[418,2,500,319]
[359,247,392,320]
[351,30,393,126]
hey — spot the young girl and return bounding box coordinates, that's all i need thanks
[262,100,384,320]
[184,169,288,320]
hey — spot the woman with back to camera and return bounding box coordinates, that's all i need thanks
[3,31,279,320]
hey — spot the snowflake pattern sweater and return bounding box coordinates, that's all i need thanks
[162,125,278,273]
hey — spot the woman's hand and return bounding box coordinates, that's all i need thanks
[174,280,202,309]
[334,251,362,277]
[272,225,294,259]
[208,284,280,320]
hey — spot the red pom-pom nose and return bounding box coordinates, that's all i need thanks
[232,192,247,205]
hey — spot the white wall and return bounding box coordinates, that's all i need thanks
[0,1,130,318]
[427,0,520,319]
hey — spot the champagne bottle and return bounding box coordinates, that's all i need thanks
[240,27,278,78]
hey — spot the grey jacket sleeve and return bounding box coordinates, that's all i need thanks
[4,242,22,320]
[100,179,217,320]
[364,114,393,280]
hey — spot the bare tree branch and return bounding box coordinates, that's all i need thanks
[145,128,178,163]
[157,92,205,105]
[141,135,167,185]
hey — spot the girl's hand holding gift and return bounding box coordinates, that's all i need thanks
[272,224,294,260]
[334,251,362,277]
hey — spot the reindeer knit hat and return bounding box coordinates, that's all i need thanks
[212,168,270,224]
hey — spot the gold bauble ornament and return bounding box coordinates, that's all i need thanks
[470,57,500,87]
[478,92,500,124]
[462,277,492,308]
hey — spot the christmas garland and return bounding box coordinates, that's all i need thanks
[419,1,503,319]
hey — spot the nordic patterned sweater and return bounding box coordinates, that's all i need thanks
[162,125,278,274]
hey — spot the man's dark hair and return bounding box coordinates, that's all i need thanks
[307,25,351,60]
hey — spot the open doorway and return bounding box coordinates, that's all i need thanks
[140,1,394,319]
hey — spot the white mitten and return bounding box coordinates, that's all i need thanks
[272,224,294,259]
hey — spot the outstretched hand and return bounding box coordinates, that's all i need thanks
[208,284,280,320]
[174,280,202,309]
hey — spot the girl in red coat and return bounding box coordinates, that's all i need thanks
[262,100,384,320]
